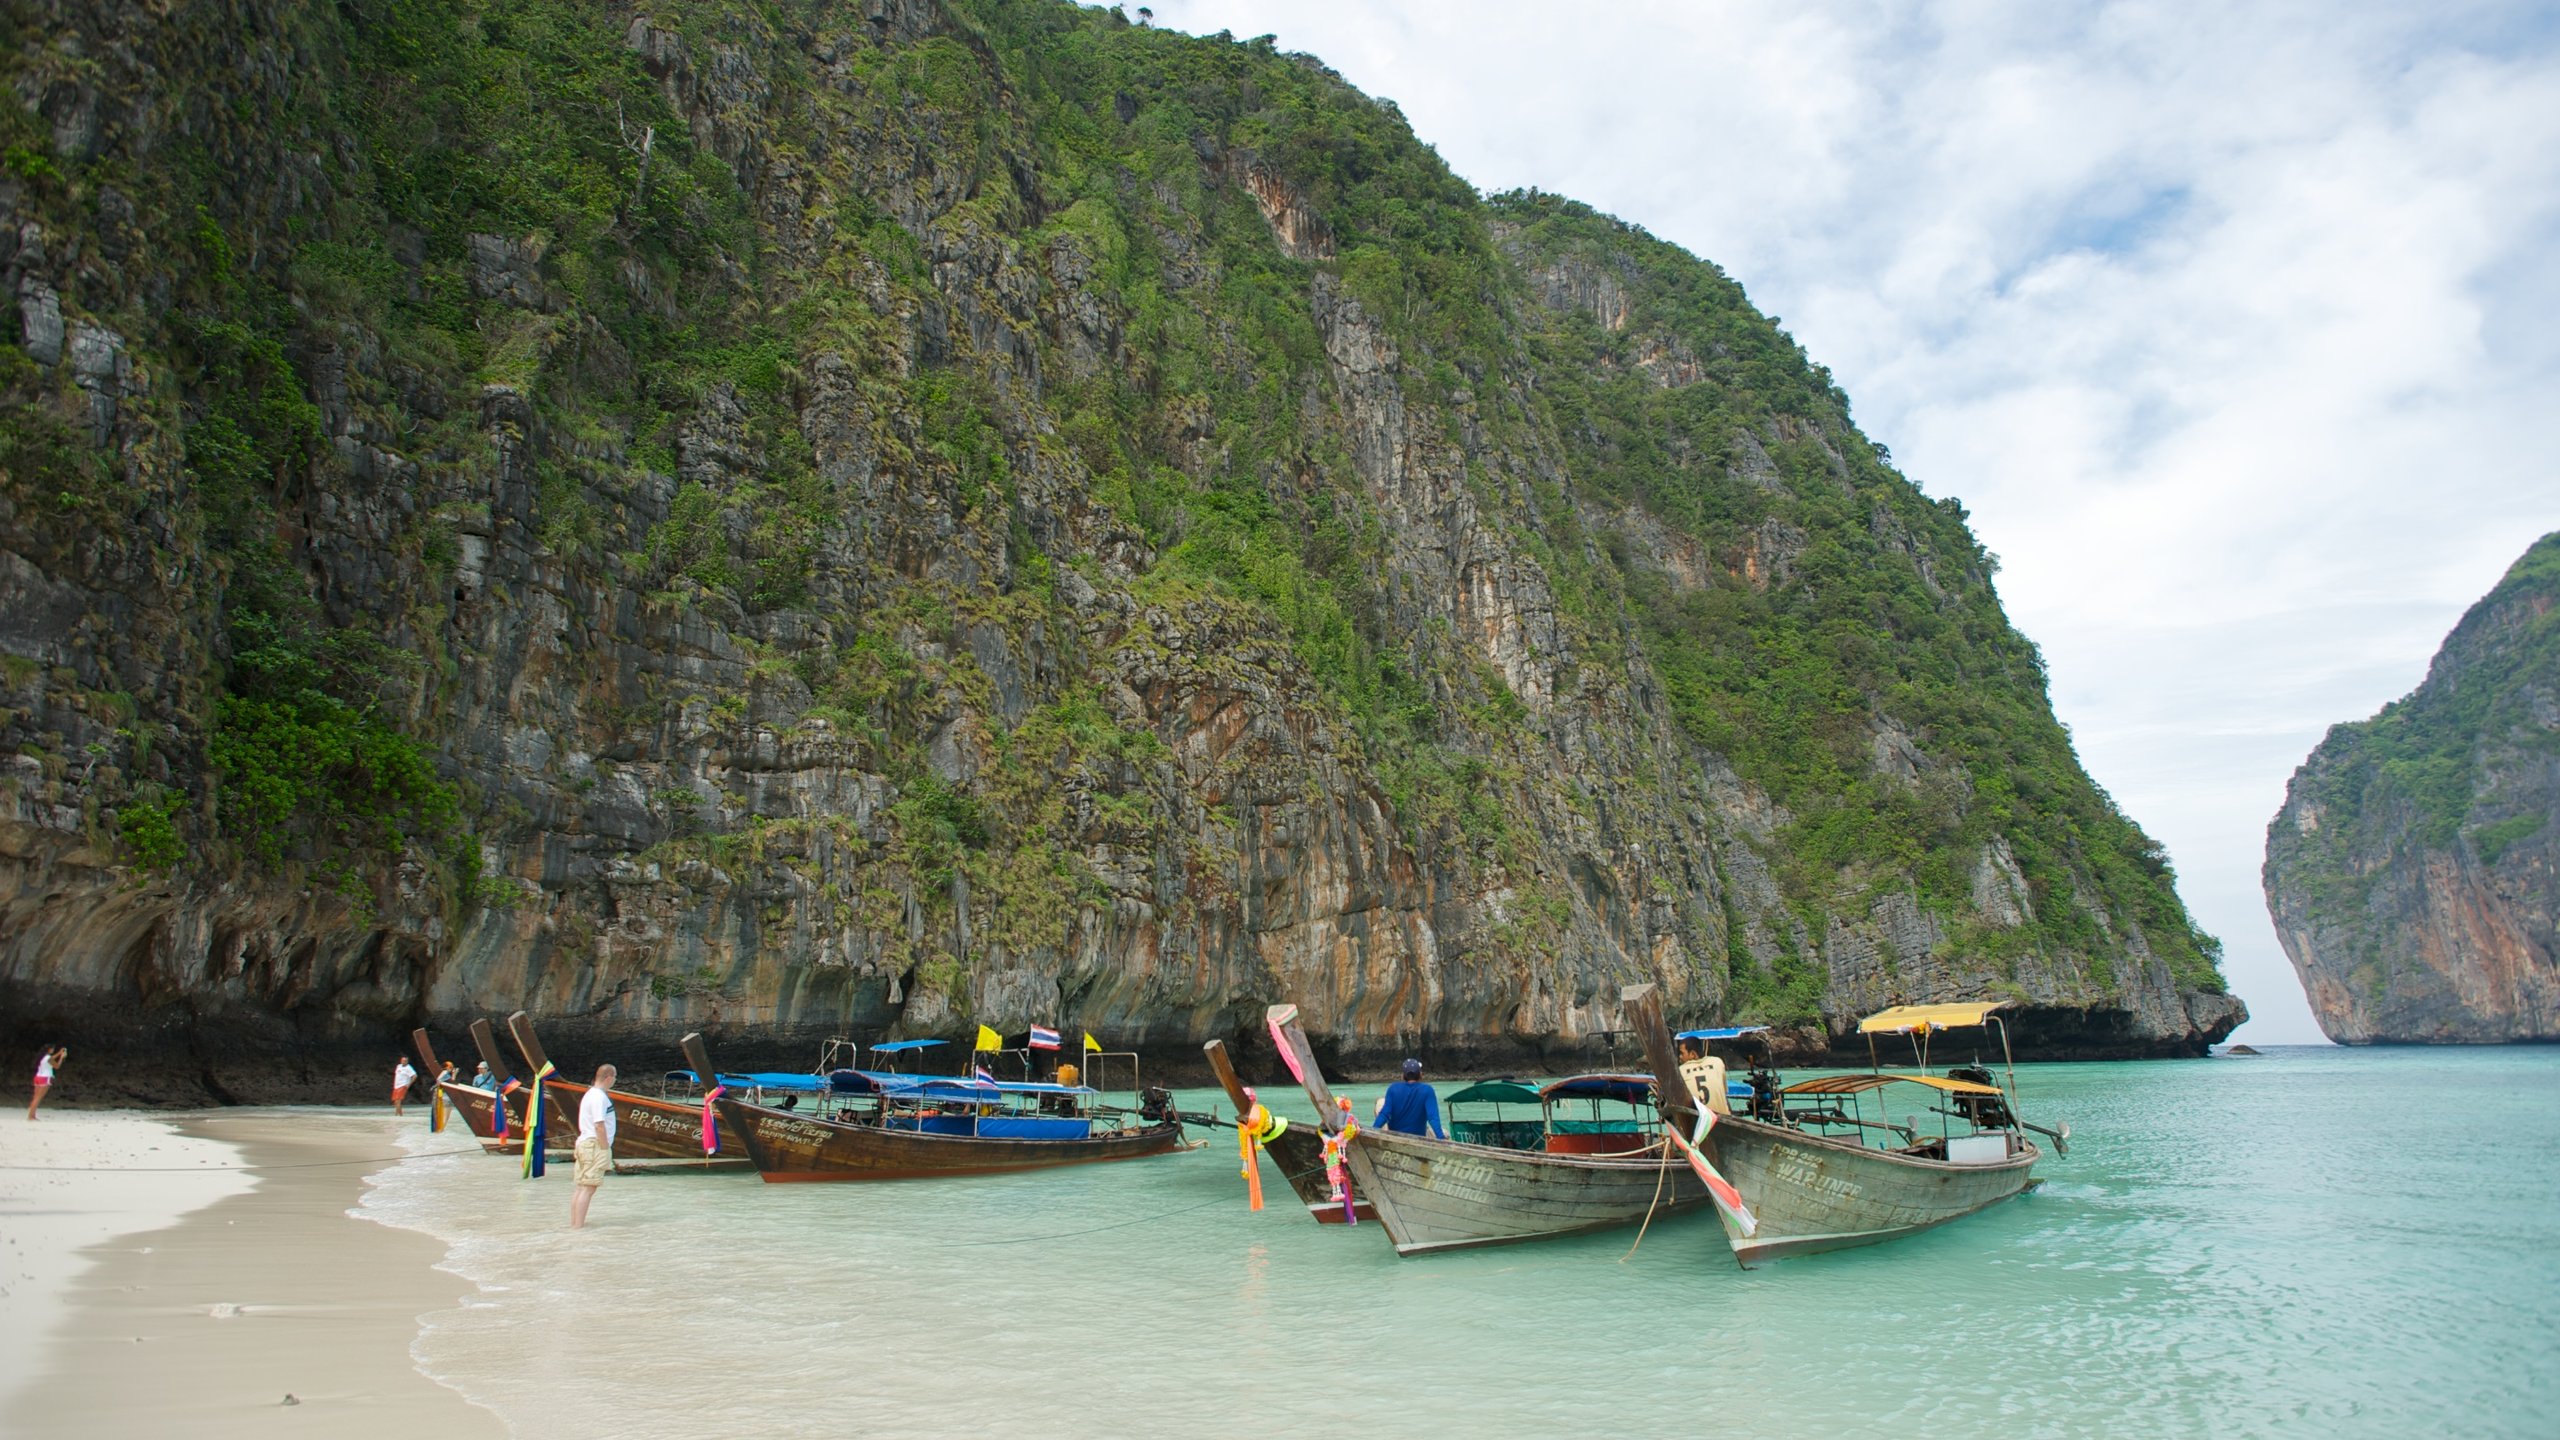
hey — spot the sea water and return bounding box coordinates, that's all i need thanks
[356,1047,2560,1438]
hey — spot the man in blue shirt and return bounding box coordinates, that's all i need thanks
[1371,1058,1446,1139]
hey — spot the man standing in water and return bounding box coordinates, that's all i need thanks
[1372,1058,1446,1140]
[570,1063,618,1228]
[391,1054,417,1116]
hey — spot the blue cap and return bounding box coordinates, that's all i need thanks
[1402,1058,1423,1077]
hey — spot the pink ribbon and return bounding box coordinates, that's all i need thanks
[1266,1015,1307,1085]
[702,1084,725,1155]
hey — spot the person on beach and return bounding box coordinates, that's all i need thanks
[26,1046,66,1120]
[570,1063,618,1229]
[1372,1058,1446,1140]
[392,1055,417,1115]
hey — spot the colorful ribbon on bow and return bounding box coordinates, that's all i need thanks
[702,1083,725,1156]
[1665,1105,1756,1238]
[520,1061,556,1178]
[495,1077,519,1142]
[1323,1096,1359,1224]
[431,1082,447,1134]
[1265,1016,1307,1084]
[1236,1091,1287,1212]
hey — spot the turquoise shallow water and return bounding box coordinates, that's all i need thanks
[358,1047,2559,1438]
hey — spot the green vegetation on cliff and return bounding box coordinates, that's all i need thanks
[2277,532,2560,909]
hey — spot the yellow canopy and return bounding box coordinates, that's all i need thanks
[1857,1002,2005,1034]
[1784,1072,2003,1097]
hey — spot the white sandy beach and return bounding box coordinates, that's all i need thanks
[0,1107,503,1439]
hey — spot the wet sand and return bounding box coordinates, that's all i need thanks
[4,1109,503,1438]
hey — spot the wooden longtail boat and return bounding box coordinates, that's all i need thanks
[466,1017,556,1151]
[504,1013,750,1172]
[1202,1038,1372,1224]
[1265,1004,1708,1256]
[683,1034,1189,1183]
[1623,983,2051,1267]
[411,1020,556,1155]
[411,1027,510,1149]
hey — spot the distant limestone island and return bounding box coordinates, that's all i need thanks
[2265,532,2560,1043]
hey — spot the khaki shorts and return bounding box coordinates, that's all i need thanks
[572,1135,612,1186]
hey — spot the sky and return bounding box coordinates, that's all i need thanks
[1149,0,2560,1043]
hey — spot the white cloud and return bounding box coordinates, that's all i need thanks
[1151,0,2560,1042]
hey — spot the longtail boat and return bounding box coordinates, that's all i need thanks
[1623,983,2056,1267]
[504,1013,750,1171]
[465,1018,540,1144]
[683,1034,1190,1183]
[411,1027,509,1149]
[1264,1004,1707,1255]
[1203,1037,1372,1224]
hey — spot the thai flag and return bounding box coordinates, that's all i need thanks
[1028,1026,1061,1051]
[973,1064,997,1084]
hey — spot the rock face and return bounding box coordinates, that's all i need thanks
[0,1,2237,1100]
[2266,533,2560,1043]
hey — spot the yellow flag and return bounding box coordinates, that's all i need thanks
[1083,1031,1102,1052]
[975,1024,1003,1052]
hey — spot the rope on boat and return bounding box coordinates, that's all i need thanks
[1617,1137,1679,1263]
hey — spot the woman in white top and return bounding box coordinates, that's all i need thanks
[26,1046,66,1120]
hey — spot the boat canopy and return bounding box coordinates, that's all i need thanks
[1783,1072,2003,1097]
[1857,1002,2006,1035]
[716,1071,834,1093]
[1538,1074,1655,1106]
[1675,1026,1770,1041]
[1444,1080,1543,1107]
[718,1068,1097,1100]
[868,1039,946,1053]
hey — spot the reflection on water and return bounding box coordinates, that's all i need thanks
[359,1048,2560,1437]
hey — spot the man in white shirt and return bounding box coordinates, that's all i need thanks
[570,1063,618,1228]
[392,1056,417,1115]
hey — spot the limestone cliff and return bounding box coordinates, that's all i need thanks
[0,0,2236,1099]
[2266,533,2560,1043]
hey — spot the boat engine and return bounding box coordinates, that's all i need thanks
[1138,1086,1178,1125]
[1746,1064,1784,1122]
[1946,1063,2015,1130]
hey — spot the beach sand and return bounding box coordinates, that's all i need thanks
[2,1108,503,1439]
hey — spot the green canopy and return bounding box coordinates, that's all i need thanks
[1444,1080,1543,1107]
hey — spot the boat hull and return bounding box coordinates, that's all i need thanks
[1707,1115,2040,1266]
[1263,1124,1375,1224]
[715,1098,1188,1181]
[437,1081,503,1142]
[1343,1127,1709,1255]
[541,1079,753,1171]
[440,1082,580,1156]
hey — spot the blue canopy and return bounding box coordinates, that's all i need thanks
[1539,1074,1657,1107]
[1676,1026,1771,1041]
[868,1039,946,1053]
[717,1071,1098,1103]
[717,1071,832,1094]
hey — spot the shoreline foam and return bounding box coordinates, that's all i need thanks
[2,1108,503,1438]
[0,1107,251,1401]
